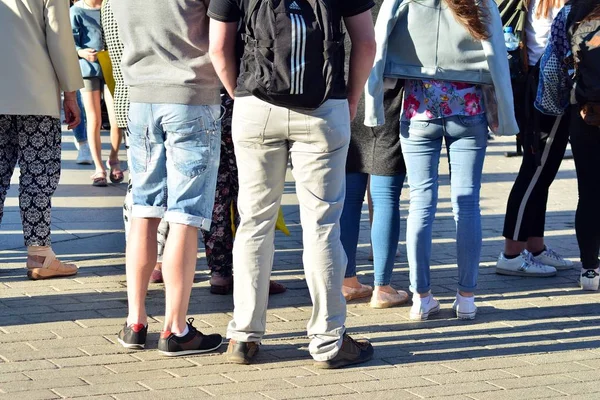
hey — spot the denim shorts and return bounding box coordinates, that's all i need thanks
[127,103,221,230]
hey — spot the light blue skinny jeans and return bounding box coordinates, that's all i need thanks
[72,90,87,143]
[400,114,488,294]
[340,173,405,286]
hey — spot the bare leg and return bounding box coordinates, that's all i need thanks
[504,238,526,256]
[80,90,104,173]
[161,223,199,335]
[103,86,123,165]
[126,217,161,326]
[526,237,545,254]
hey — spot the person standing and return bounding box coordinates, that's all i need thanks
[365,0,519,320]
[1,0,83,279]
[535,0,600,290]
[100,0,169,284]
[496,0,574,278]
[71,0,123,186]
[208,0,377,368]
[111,0,224,355]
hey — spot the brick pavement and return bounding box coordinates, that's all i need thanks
[1,131,599,399]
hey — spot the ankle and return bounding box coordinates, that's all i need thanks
[343,277,361,288]
[458,291,474,298]
[374,285,396,294]
[127,315,148,327]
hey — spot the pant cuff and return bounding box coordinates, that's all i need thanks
[309,327,346,362]
[226,330,263,343]
[164,211,212,231]
[132,205,165,219]
[458,284,477,293]
[410,286,431,295]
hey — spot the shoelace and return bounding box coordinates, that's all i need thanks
[522,251,547,270]
[543,247,565,262]
[186,317,199,335]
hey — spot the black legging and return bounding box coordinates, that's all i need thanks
[570,106,600,270]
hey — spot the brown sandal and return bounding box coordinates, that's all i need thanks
[91,171,108,187]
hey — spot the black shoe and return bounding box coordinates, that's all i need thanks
[313,334,374,369]
[158,318,223,357]
[225,339,260,364]
[117,323,147,350]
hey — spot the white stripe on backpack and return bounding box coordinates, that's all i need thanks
[290,13,307,95]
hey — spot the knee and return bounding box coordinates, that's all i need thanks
[451,192,480,218]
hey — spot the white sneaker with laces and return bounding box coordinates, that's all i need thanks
[409,294,440,321]
[76,142,93,165]
[496,251,557,277]
[452,292,477,320]
[581,267,600,291]
[533,246,574,270]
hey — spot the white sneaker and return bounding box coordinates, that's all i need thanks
[73,136,80,150]
[496,251,557,277]
[452,292,477,320]
[533,246,574,270]
[409,294,440,321]
[76,142,93,165]
[581,267,600,291]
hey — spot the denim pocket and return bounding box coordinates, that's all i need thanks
[127,123,150,174]
[457,114,487,127]
[165,116,215,178]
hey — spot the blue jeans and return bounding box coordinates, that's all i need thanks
[340,173,405,286]
[400,114,488,294]
[72,91,87,143]
[127,102,221,230]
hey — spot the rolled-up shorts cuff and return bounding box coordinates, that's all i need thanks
[132,205,165,219]
[164,211,212,231]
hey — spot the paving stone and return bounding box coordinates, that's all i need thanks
[0,389,60,400]
[407,382,501,397]
[202,379,297,396]
[343,377,436,393]
[469,387,566,400]
[54,382,147,398]
[501,362,595,378]
[260,384,356,399]
[51,354,138,368]
[141,374,232,390]
[489,373,579,389]
[285,371,375,387]
[225,366,317,382]
[26,365,113,381]
[81,369,174,384]
[425,370,515,384]
[114,388,212,400]
[549,381,600,395]
[0,376,87,393]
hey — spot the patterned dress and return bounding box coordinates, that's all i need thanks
[100,0,129,129]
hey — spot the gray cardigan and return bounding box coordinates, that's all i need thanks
[365,0,519,136]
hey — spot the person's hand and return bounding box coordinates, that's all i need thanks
[63,92,81,130]
[78,48,97,62]
[349,97,359,121]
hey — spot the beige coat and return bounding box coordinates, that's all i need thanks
[0,0,84,118]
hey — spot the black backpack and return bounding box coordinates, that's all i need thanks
[568,4,600,125]
[240,0,345,110]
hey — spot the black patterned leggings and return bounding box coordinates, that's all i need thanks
[201,95,239,278]
[0,115,62,247]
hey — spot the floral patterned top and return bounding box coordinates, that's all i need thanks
[402,79,486,120]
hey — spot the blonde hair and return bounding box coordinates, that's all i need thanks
[535,0,565,19]
[445,0,490,41]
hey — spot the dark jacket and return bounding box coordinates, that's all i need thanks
[345,0,406,176]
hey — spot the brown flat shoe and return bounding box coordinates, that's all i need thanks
[26,256,78,280]
[342,283,373,301]
[370,289,409,309]
[269,280,287,295]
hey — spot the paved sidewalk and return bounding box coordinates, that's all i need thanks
[1,130,599,400]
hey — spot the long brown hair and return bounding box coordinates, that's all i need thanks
[535,0,565,19]
[445,0,490,41]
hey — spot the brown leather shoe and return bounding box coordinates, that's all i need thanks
[149,263,163,284]
[26,256,78,280]
[226,339,260,364]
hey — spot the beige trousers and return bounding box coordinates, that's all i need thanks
[227,95,350,361]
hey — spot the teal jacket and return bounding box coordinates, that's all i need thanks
[364,0,519,136]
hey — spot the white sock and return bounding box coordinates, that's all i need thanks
[414,294,431,304]
[175,325,189,337]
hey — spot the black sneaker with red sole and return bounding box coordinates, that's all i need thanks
[117,323,147,350]
[158,318,223,357]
